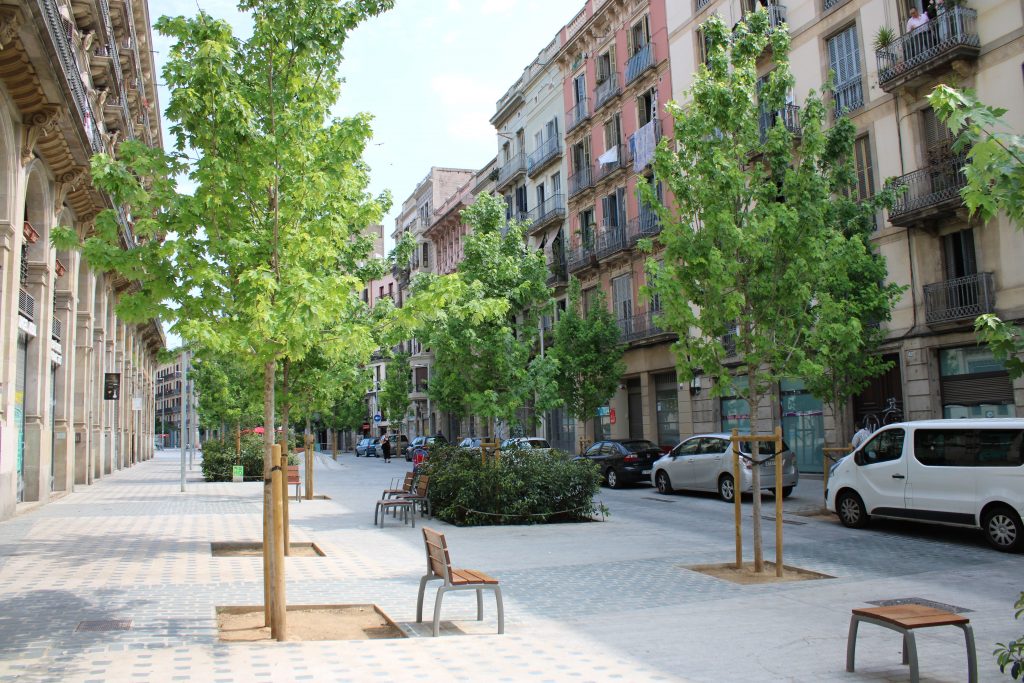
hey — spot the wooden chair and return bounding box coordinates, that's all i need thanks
[286,465,301,502]
[382,472,415,500]
[847,604,977,683]
[416,527,503,637]
[398,475,432,518]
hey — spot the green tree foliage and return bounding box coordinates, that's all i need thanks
[191,350,263,434]
[548,278,625,436]
[378,351,412,432]
[414,193,553,432]
[285,348,371,435]
[930,86,1024,379]
[647,11,899,436]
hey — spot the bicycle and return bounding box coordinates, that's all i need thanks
[862,397,903,433]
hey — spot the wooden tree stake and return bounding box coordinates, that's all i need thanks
[271,443,287,640]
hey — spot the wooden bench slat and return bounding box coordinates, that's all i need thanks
[852,605,969,628]
[451,568,498,585]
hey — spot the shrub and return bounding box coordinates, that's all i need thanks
[201,433,269,482]
[421,445,602,525]
[995,591,1024,680]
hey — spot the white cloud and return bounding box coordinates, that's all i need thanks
[430,73,502,143]
[446,0,463,10]
[441,30,458,45]
[481,0,518,15]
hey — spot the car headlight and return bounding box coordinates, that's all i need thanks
[829,455,846,477]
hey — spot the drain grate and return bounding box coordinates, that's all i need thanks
[760,515,806,526]
[76,619,132,632]
[641,497,677,504]
[866,598,972,613]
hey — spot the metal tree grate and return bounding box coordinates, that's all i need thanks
[867,598,972,613]
[76,619,132,632]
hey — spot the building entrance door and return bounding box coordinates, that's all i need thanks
[780,378,825,473]
[627,378,643,439]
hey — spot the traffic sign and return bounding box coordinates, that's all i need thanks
[373,414,382,422]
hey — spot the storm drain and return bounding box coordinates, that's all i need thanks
[76,619,132,632]
[867,597,972,613]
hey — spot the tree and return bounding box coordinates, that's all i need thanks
[414,193,552,435]
[58,0,397,639]
[191,349,263,455]
[548,278,625,445]
[378,351,412,435]
[646,11,898,570]
[929,85,1024,379]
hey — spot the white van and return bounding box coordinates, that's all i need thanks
[826,419,1024,552]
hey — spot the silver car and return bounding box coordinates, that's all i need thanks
[651,433,799,502]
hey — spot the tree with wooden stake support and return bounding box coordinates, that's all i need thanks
[644,10,900,573]
[56,0,397,640]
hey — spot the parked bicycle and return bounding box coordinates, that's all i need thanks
[862,397,903,433]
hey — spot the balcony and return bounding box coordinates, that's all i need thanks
[618,311,670,344]
[567,98,590,134]
[567,242,597,274]
[697,0,713,10]
[877,7,979,93]
[924,272,995,326]
[496,153,526,191]
[767,3,787,28]
[832,80,864,118]
[568,165,594,199]
[628,118,662,171]
[626,209,662,245]
[546,259,568,287]
[594,145,628,183]
[758,104,801,142]
[594,223,628,262]
[392,265,410,288]
[887,155,967,227]
[594,73,620,112]
[625,43,655,85]
[18,289,35,321]
[527,137,561,177]
[528,194,566,233]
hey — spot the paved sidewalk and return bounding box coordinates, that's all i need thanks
[0,450,1019,682]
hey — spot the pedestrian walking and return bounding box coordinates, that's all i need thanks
[851,425,871,450]
[381,435,391,463]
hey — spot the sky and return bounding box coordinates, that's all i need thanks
[149,0,586,251]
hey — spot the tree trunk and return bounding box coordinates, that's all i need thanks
[262,359,276,628]
[280,358,290,556]
[747,366,764,574]
[304,417,313,500]
[332,428,338,460]
[235,422,241,460]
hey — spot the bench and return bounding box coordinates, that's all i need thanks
[846,604,977,683]
[397,475,432,518]
[374,490,416,528]
[286,465,301,502]
[382,472,415,500]
[416,527,503,637]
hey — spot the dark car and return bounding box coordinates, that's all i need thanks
[355,437,380,457]
[409,434,449,466]
[579,439,663,489]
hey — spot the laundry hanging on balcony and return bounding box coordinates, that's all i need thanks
[597,146,619,166]
[631,120,658,172]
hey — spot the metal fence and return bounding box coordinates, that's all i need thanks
[923,272,995,324]
[876,7,979,85]
[888,154,967,220]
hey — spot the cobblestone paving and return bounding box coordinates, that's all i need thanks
[0,451,1019,682]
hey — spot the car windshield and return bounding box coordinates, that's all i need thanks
[523,439,550,448]
[739,439,790,455]
[621,440,658,453]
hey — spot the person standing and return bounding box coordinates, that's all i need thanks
[381,435,391,463]
[851,425,871,450]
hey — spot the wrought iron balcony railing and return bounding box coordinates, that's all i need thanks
[41,0,104,152]
[767,3,787,27]
[618,311,667,343]
[888,154,967,224]
[595,223,628,261]
[832,79,864,118]
[628,118,662,170]
[568,165,594,198]
[626,209,662,244]
[567,242,597,273]
[527,137,561,177]
[876,7,979,89]
[567,98,590,133]
[528,194,566,229]
[594,145,628,183]
[546,259,568,287]
[594,73,620,111]
[924,272,995,325]
[758,103,801,142]
[496,152,526,190]
[625,43,654,85]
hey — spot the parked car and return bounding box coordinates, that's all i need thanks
[355,437,381,457]
[408,434,449,466]
[651,433,799,502]
[387,434,410,458]
[457,436,494,452]
[500,437,551,451]
[826,419,1024,552]
[579,439,663,488]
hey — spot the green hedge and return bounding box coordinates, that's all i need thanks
[421,445,602,525]
[200,434,296,482]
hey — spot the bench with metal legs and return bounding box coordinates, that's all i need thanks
[373,498,414,527]
[416,527,503,637]
[846,604,977,683]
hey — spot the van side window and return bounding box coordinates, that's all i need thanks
[861,429,905,464]
[916,429,1024,467]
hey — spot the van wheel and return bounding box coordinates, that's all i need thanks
[982,505,1023,552]
[836,491,869,529]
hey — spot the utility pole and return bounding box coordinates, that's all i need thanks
[179,349,187,492]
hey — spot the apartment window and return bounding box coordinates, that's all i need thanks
[629,15,651,55]
[612,273,633,322]
[421,242,429,268]
[943,229,977,280]
[388,282,393,297]
[515,185,528,214]
[601,188,626,228]
[582,287,598,315]
[638,89,655,127]
[536,183,546,209]
[579,207,595,246]
[505,195,513,220]
[551,172,561,194]
[502,141,511,164]
[696,27,712,66]
[573,73,586,106]
[922,106,955,163]
[852,135,874,201]
[378,286,384,299]
[596,48,616,83]
[827,25,863,116]
[603,114,622,148]
[572,140,591,175]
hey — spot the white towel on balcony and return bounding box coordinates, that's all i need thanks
[632,120,657,173]
[597,146,618,166]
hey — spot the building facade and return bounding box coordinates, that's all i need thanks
[0,0,164,519]
[667,0,1024,470]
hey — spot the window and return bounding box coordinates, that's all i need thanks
[582,286,599,315]
[603,114,622,149]
[573,73,586,106]
[536,183,546,210]
[638,89,655,127]
[921,106,955,163]
[612,273,633,322]
[546,118,559,141]
[578,207,595,246]
[914,429,1024,467]
[601,188,625,228]
[696,27,712,66]
[827,25,863,116]
[551,171,561,194]
[596,49,615,83]
[942,229,976,279]
[939,347,1016,419]
[853,135,874,201]
[629,15,651,55]
[860,428,905,464]
[421,242,429,268]
[515,185,528,215]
